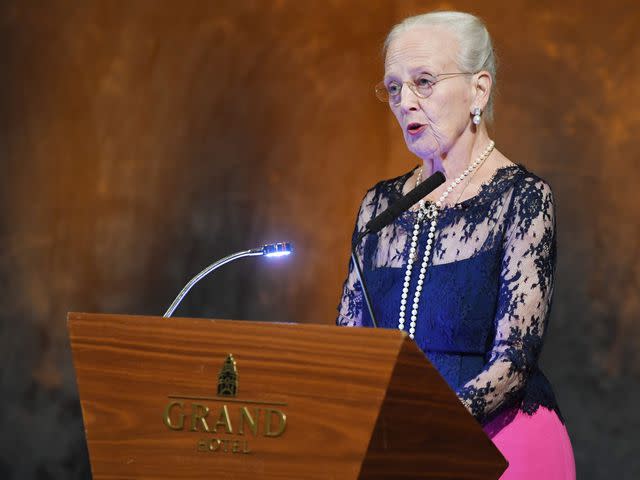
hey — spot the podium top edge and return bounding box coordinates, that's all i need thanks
[66,312,410,339]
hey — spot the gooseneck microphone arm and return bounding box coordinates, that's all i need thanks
[163,242,292,318]
[350,171,446,329]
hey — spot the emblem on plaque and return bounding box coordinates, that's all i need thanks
[217,354,238,397]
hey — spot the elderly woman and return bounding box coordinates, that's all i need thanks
[336,11,575,479]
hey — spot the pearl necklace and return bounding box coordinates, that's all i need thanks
[398,140,496,338]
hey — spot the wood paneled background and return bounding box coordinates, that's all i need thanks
[0,1,637,478]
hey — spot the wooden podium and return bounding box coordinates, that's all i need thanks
[68,312,507,479]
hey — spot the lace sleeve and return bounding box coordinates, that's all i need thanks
[455,176,557,423]
[336,188,380,327]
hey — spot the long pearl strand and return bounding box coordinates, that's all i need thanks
[398,140,496,338]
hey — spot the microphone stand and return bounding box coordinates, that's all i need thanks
[351,232,378,328]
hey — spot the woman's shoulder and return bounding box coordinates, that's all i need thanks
[351,168,418,230]
[488,162,554,202]
[365,167,417,197]
[359,167,418,207]
[495,164,556,236]
[506,164,555,210]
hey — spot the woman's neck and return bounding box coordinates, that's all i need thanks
[420,127,492,182]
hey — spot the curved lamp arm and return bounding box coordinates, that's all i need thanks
[163,242,292,318]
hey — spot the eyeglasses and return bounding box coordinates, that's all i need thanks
[375,72,476,104]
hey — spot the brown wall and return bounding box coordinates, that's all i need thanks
[0,1,638,478]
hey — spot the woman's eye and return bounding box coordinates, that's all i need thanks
[416,76,434,87]
[387,83,401,95]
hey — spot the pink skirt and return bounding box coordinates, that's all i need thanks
[482,405,576,479]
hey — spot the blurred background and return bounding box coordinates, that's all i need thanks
[0,0,638,478]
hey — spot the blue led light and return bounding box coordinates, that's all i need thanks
[265,251,291,257]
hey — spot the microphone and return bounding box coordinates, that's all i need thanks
[357,171,445,244]
[351,171,446,329]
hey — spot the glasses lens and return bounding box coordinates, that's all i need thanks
[414,74,435,98]
[375,79,435,104]
[374,82,389,102]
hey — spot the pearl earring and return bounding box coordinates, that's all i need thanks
[472,107,482,125]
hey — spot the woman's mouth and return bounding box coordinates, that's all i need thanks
[407,123,426,135]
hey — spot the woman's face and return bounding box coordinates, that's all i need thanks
[384,26,475,160]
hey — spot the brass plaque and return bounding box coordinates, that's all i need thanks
[163,354,288,454]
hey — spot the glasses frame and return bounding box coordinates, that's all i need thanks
[375,71,477,104]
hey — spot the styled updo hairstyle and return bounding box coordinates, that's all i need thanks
[383,11,498,122]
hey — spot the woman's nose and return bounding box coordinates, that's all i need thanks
[399,83,419,112]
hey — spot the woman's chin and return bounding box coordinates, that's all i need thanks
[405,137,437,159]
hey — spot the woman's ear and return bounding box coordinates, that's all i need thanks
[473,70,492,111]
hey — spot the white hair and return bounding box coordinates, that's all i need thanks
[383,11,498,122]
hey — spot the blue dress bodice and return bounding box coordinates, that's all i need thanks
[362,249,500,391]
[337,164,564,426]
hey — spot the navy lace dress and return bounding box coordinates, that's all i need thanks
[336,164,565,427]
